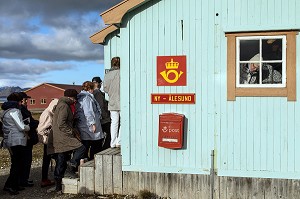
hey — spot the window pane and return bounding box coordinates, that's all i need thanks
[239,63,260,84]
[262,39,282,60]
[262,63,282,84]
[240,40,259,61]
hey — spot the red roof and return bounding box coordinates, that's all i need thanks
[25,83,82,93]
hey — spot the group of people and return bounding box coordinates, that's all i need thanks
[0,56,121,195]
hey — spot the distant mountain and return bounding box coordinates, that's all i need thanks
[0,86,30,98]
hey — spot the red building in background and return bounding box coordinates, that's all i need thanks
[25,83,82,111]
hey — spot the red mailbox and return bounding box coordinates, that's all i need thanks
[158,113,185,149]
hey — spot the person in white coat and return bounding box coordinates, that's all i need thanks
[1,93,30,195]
[37,98,58,188]
[104,56,121,148]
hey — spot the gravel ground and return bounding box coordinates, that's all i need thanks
[0,159,107,199]
[0,145,136,199]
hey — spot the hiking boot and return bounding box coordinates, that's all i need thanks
[41,179,55,188]
[65,161,78,178]
[3,187,19,195]
[55,178,62,192]
[64,169,78,178]
[20,181,34,187]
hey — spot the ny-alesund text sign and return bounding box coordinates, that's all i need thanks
[151,93,195,104]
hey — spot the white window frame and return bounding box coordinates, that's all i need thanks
[236,35,286,88]
[30,99,35,105]
[41,98,46,104]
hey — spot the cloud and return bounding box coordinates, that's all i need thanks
[0,0,122,87]
[0,59,72,76]
[0,0,122,62]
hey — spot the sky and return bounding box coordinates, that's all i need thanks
[0,0,122,88]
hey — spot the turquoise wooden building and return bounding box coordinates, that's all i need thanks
[89,0,300,197]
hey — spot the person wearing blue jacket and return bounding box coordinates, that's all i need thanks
[75,81,104,160]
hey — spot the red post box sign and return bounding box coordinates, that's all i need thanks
[158,113,185,149]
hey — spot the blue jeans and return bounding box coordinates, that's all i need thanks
[54,145,85,179]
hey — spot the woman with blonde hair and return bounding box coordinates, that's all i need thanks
[37,98,58,188]
[75,81,104,160]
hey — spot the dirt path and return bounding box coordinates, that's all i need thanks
[0,157,134,199]
[0,144,135,199]
[0,161,97,199]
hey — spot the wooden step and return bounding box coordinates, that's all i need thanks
[94,147,122,195]
[78,160,95,194]
[62,178,79,194]
[63,148,122,195]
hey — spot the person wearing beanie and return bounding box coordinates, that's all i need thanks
[18,91,39,188]
[92,77,111,151]
[1,92,30,195]
[64,89,78,98]
[64,89,78,115]
[6,92,23,102]
[92,76,102,84]
[75,81,104,160]
[47,88,85,192]
[104,57,121,148]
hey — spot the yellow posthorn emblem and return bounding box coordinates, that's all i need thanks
[157,55,186,86]
[160,59,184,83]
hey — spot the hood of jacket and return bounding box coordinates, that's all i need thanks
[77,90,94,100]
[58,96,74,106]
[46,98,59,114]
[1,101,20,110]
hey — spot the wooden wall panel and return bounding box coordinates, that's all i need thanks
[103,0,300,180]
[117,0,214,174]
[218,0,300,179]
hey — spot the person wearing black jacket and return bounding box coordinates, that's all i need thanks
[92,76,111,151]
[18,92,39,187]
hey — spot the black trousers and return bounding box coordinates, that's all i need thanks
[42,144,52,180]
[101,122,111,151]
[20,144,33,184]
[5,145,26,189]
[81,139,103,160]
